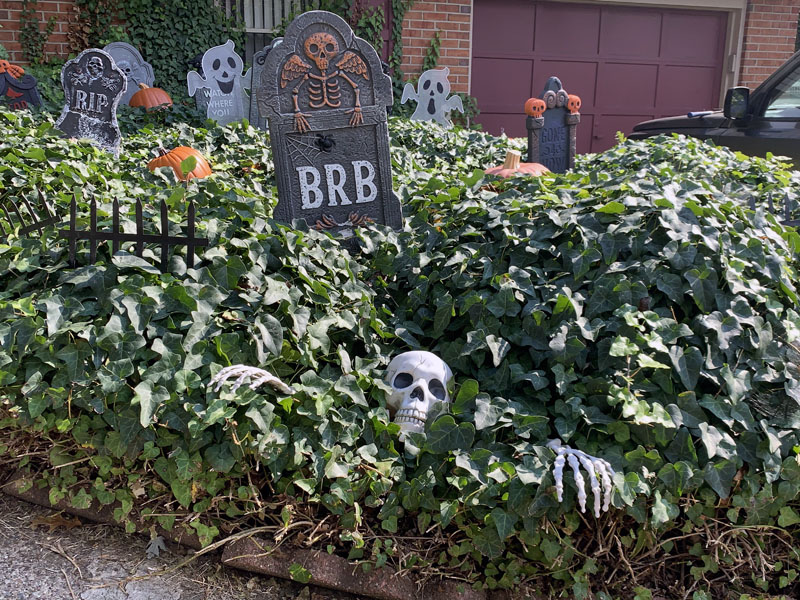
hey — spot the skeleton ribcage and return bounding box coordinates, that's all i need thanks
[308,76,342,109]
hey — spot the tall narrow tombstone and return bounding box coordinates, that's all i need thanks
[0,61,42,111]
[526,77,580,173]
[249,38,283,130]
[56,49,126,156]
[103,42,155,106]
[187,40,251,125]
[256,11,401,236]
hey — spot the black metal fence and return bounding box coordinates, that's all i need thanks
[58,197,209,271]
[750,194,800,228]
[0,191,60,238]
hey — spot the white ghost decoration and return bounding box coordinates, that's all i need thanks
[187,39,251,126]
[401,67,464,128]
[384,351,452,435]
[103,42,155,106]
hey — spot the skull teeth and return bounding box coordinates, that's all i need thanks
[395,409,427,425]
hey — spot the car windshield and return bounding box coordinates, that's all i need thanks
[765,63,800,118]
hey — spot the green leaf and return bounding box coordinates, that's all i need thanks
[703,459,737,499]
[288,563,312,584]
[669,346,703,391]
[596,201,625,214]
[425,416,475,453]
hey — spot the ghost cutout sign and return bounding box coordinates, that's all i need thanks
[103,42,155,105]
[187,40,251,125]
[56,48,126,155]
[401,67,463,128]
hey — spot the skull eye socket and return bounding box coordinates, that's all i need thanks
[429,379,446,400]
[309,43,320,54]
[437,82,443,94]
[393,372,413,389]
[212,59,221,70]
[325,43,335,53]
[228,57,236,68]
[423,79,431,90]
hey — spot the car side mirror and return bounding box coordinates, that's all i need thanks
[724,87,750,119]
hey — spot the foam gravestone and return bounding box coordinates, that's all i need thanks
[525,76,580,173]
[187,40,251,126]
[248,38,283,131]
[0,60,43,111]
[56,48,126,155]
[255,10,401,236]
[401,67,464,128]
[103,42,155,106]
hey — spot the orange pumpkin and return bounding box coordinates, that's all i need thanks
[130,83,173,111]
[524,97,546,118]
[148,146,212,181]
[567,94,581,114]
[0,60,25,80]
[485,150,549,178]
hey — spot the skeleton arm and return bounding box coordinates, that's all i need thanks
[210,364,294,395]
[281,55,312,132]
[547,439,615,518]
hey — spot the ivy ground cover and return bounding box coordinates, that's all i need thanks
[2,107,800,598]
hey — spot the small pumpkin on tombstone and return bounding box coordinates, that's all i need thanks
[129,83,173,111]
[148,146,212,181]
[485,149,549,178]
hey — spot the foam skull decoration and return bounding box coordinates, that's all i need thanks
[384,351,452,434]
[305,32,338,72]
[567,94,582,114]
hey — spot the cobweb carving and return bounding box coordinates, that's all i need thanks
[286,133,323,166]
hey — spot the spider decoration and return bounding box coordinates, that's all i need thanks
[281,32,369,133]
[315,133,336,152]
[314,212,374,231]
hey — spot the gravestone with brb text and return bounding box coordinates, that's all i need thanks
[56,48,126,155]
[526,76,580,173]
[255,10,401,236]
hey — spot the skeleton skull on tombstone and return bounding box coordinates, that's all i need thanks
[384,351,452,434]
[305,33,338,72]
[87,57,104,80]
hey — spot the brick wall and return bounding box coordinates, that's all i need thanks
[739,0,799,88]
[0,0,75,64]
[400,0,471,94]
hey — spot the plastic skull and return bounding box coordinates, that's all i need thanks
[567,94,582,114]
[305,32,338,72]
[384,351,452,434]
[87,56,104,79]
[525,97,546,118]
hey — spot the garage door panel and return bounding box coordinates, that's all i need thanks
[657,65,718,111]
[474,0,535,56]
[592,115,652,152]
[661,13,724,63]
[479,114,528,138]
[472,0,727,154]
[534,61,598,109]
[599,8,662,59]
[472,58,532,113]
[534,3,600,57]
[596,63,658,110]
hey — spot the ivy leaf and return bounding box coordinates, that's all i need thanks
[425,416,475,453]
[703,459,737,499]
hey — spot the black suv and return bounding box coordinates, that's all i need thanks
[629,50,800,165]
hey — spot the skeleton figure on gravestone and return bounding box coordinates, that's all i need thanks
[187,40,251,125]
[401,67,464,128]
[104,42,155,105]
[280,31,369,133]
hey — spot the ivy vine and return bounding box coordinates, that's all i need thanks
[67,0,122,52]
[19,0,56,65]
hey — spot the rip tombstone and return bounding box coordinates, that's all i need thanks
[256,10,401,236]
[526,77,581,173]
[56,48,126,155]
[103,42,155,106]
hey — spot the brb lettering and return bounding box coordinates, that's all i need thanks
[56,49,125,155]
[256,11,401,235]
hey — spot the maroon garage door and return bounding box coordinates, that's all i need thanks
[471,1,728,153]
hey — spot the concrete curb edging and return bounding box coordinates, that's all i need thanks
[1,471,517,600]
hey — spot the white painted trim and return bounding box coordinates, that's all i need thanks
[467,0,474,95]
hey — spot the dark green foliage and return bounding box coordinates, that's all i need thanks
[2,108,800,597]
[122,0,244,101]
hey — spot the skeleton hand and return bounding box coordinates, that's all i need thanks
[347,106,363,127]
[547,439,615,518]
[294,112,310,133]
[210,364,294,396]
